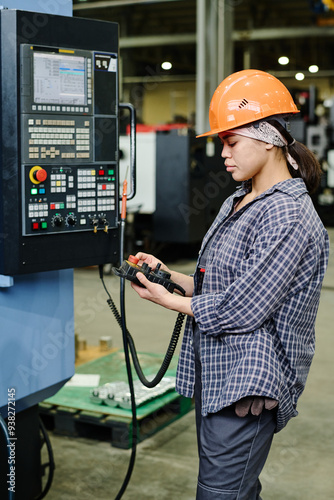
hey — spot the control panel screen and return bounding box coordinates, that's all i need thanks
[33,52,87,106]
[20,44,118,239]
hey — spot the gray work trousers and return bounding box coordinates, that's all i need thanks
[194,328,276,499]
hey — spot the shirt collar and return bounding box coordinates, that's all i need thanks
[239,177,307,201]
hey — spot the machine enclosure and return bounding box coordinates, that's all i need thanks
[154,129,238,243]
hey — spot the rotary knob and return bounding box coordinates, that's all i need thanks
[65,213,77,227]
[154,263,171,279]
[51,214,63,227]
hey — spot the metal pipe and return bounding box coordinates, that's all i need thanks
[196,0,206,135]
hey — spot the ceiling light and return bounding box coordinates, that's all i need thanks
[278,56,289,65]
[295,72,305,81]
[309,65,319,73]
[323,98,333,108]
[161,61,172,70]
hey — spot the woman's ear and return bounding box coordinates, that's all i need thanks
[265,143,275,151]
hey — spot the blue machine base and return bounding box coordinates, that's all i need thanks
[0,269,75,417]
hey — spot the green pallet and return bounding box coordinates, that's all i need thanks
[39,351,193,448]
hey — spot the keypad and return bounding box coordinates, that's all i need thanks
[24,165,116,234]
[24,117,91,162]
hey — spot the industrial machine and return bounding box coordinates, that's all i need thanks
[290,91,334,227]
[0,10,135,499]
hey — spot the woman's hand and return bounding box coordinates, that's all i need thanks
[131,271,194,316]
[131,272,170,306]
[132,252,195,298]
[134,252,170,273]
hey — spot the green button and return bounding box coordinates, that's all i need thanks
[60,203,65,209]
[108,169,114,175]
[41,222,48,229]
[31,188,38,195]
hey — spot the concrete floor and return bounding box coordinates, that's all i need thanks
[44,229,334,500]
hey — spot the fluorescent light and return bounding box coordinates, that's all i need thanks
[295,72,305,81]
[161,61,172,70]
[278,56,289,65]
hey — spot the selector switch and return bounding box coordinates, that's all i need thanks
[65,214,77,227]
[153,263,171,280]
[51,214,64,227]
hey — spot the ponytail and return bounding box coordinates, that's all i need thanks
[266,117,322,194]
[284,141,322,194]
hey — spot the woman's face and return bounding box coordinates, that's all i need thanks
[218,133,272,182]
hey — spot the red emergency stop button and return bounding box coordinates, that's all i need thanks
[128,255,139,264]
[29,166,48,184]
[34,168,47,183]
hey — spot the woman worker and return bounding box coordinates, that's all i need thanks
[130,69,329,499]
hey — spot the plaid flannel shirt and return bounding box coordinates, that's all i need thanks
[175,178,329,432]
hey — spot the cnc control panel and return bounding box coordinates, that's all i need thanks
[0,10,123,275]
[21,45,118,238]
[23,164,116,235]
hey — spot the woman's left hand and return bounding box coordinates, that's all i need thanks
[131,272,194,316]
[131,272,170,307]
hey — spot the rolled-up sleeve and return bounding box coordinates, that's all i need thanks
[191,222,315,336]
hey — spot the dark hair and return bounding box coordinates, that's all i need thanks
[284,141,322,194]
[266,118,322,194]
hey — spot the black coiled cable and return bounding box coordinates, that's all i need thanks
[100,273,186,388]
[107,295,185,388]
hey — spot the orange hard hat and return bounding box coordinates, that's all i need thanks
[197,69,299,137]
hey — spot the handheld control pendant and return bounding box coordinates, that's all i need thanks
[112,255,186,295]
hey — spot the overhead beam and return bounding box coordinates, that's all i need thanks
[126,27,332,46]
[123,74,196,83]
[118,25,334,49]
[270,70,334,78]
[73,0,182,10]
[233,25,334,41]
[120,33,196,48]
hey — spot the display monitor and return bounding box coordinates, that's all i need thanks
[33,51,87,106]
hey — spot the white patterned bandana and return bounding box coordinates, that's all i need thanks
[225,121,299,170]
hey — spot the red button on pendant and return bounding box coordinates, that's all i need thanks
[128,255,139,264]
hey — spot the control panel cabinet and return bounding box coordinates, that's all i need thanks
[0,10,121,275]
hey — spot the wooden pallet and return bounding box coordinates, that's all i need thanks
[39,394,193,449]
[39,350,193,448]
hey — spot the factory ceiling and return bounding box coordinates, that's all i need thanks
[72,0,334,82]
